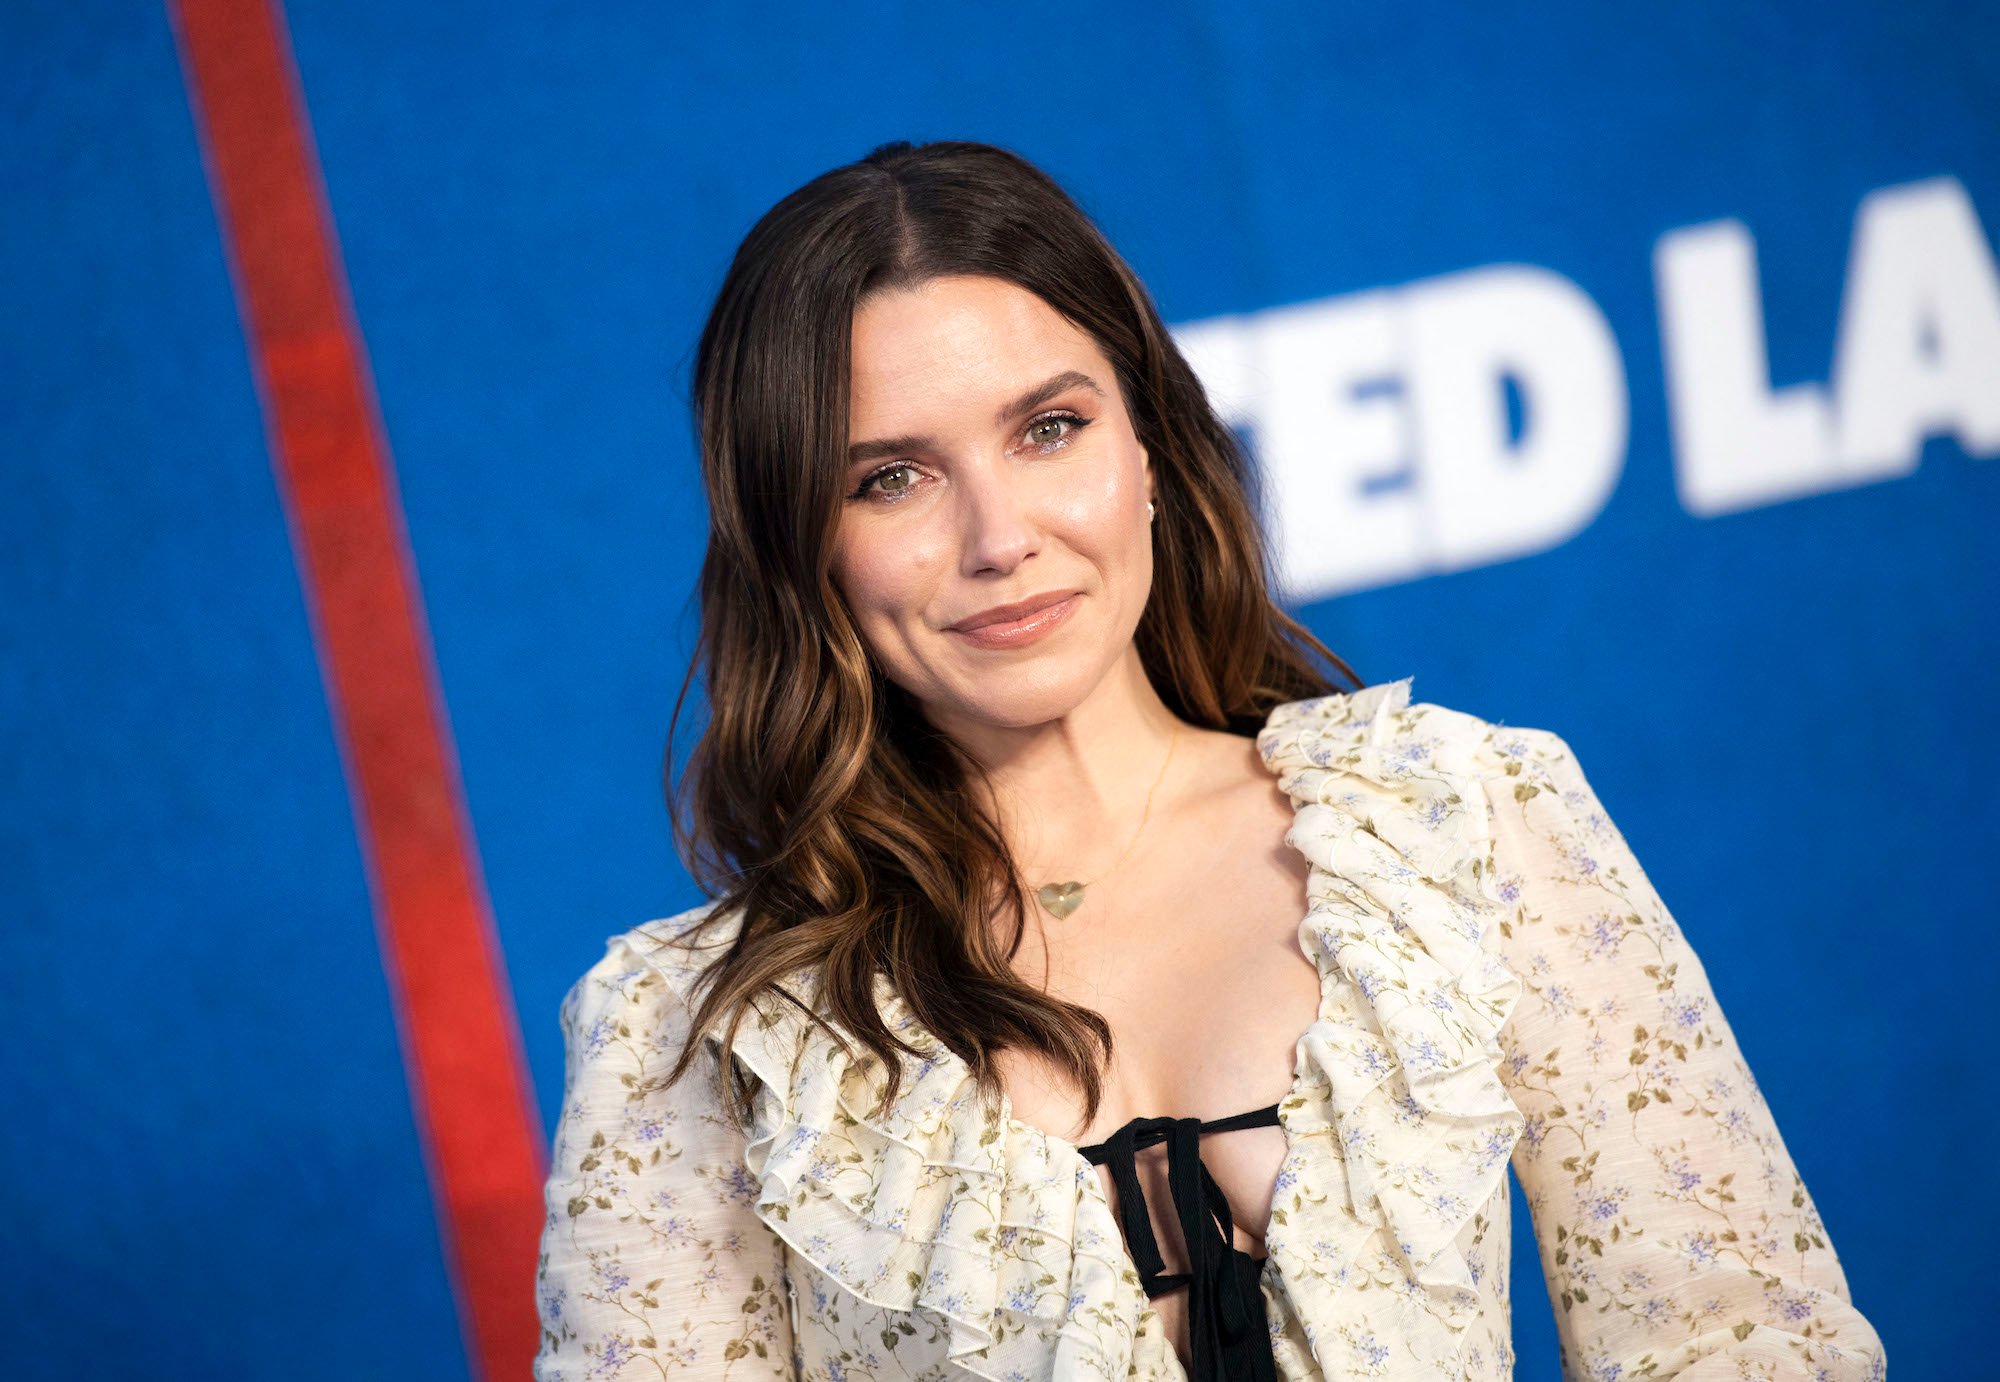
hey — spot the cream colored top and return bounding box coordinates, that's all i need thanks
[533,678,1885,1380]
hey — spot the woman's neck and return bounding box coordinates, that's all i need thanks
[934,646,1189,879]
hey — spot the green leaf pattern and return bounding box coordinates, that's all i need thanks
[534,682,1886,1380]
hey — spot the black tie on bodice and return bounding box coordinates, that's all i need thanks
[1077,1102,1283,1382]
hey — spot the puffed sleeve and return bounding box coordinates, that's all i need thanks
[534,935,797,1380]
[1486,729,1885,1380]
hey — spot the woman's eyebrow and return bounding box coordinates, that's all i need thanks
[846,370,1106,464]
[995,369,1104,425]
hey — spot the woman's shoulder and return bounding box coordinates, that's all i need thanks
[1256,676,1641,913]
[1258,674,1577,786]
[559,897,751,1032]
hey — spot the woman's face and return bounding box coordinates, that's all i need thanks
[832,274,1155,735]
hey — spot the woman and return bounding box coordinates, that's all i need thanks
[534,141,1884,1381]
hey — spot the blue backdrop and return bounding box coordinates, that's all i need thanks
[6,1,1991,1377]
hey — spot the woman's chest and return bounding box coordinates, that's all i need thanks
[995,771,1318,1141]
[990,777,1324,1369]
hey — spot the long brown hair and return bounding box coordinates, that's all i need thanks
[660,139,1360,1123]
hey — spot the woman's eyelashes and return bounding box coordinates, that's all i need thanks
[848,461,924,503]
[848,411,1094,504]
[1019,409,1092,453]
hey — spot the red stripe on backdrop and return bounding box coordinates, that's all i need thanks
[167,3,546,1377]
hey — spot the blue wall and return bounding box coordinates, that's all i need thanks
[5,1,1990,1376]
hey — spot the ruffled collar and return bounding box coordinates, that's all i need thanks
[1254,678,1527,1369]
[633,677,1525,1379]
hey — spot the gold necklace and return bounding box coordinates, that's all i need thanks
[1034,720,1181,921]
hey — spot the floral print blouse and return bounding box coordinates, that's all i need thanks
[533,678,1886,1380]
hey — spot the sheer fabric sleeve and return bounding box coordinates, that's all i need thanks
[534,938,797,1381]
[1486,729,1885,1381]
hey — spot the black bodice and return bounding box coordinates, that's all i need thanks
[1076,1102,1283,1382]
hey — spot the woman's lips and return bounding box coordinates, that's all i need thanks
[948,593,1080,649]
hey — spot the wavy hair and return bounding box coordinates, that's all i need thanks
[660,139,1361,1123]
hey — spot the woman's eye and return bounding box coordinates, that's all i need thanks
[851,412,1092,503]
[854,463,917,501]
[1024,411,1088,449]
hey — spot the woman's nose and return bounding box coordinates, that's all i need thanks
[958,466,1040,576]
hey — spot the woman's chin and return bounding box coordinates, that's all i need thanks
[925,665,1117,733]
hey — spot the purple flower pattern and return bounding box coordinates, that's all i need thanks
[534,681,1883,1380]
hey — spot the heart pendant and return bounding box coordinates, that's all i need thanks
[1036,881,1086,920]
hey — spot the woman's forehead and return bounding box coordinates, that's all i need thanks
[848,277,1106,422]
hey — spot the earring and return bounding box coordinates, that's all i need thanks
[1146,500,1156,520]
